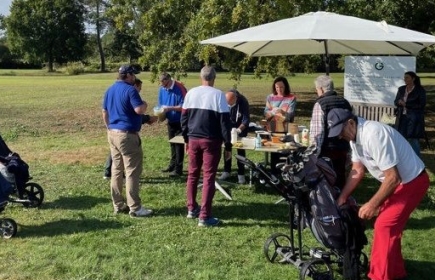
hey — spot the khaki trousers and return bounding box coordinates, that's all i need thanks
[108,130,143,212]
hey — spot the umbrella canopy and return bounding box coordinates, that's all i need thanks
[201,11,435,73]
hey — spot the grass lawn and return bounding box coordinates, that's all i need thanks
[0,70,434,280]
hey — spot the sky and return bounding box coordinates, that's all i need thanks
[0,0,12,16]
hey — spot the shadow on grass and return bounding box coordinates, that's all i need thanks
[42,195,111,210]
[404,259,435,280]
[17,218,128,238]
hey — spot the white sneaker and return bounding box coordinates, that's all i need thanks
[130,207,153,218]
[218,172,230,180]
[238,175,246,184]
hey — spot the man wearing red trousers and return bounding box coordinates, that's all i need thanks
[327,108,429,280]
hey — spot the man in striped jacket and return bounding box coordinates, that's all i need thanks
[181,66,232,227]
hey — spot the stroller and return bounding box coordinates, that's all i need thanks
[0,135,44,208]
[236,145,368,280]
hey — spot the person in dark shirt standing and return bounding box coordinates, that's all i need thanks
[218,89,250,184]
[158,72,187,177]
[394,71,426,157]
[181,66,232,227]
[102,65,153,218]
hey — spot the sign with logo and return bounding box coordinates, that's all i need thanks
[344,56,416,105]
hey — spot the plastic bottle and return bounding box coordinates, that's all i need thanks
[231,128,238,144]
[255,133,262,148]
[301,129,309,146]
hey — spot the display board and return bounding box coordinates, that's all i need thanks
[344,56,416,105]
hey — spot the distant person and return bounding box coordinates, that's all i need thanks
[103,78,156,179]
[158,72,187,177]
[181,66,232,227]
[394,71,426,156]
[264,76,296,174]
[327,108,429,280]
[102,65,155,218]
[309,75,352,189]
[218,89,250,184]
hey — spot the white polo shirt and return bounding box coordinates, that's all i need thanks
[350,118,424,184]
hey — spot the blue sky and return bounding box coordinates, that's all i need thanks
[0,0,12,16]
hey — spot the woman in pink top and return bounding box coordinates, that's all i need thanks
[264,76,297,133]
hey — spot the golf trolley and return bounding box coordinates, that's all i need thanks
[236,145,368,280]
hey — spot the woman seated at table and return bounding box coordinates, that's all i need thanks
[264,76,297,174]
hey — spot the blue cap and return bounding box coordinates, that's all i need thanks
[118,65,139,75]
[327,108,354,138]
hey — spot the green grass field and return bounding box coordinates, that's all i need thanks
[0,70,434,280]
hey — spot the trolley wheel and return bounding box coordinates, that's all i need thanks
[22,182,44,208]
[299,258,334,280]
[263,233,293,263]
[1,218,17,239]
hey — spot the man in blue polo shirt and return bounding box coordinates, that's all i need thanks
[158,72,187,177]
[102,65,153,218]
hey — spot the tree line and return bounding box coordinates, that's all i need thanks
[0,0,434,79]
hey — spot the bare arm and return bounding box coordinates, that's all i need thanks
[102,109,109,128]
[163,105,182,112]
[134,102,148,115]
[358,166,401,220]
[337,161,365,205]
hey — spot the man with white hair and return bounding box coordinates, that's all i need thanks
[309,75,352,189]
[181,66,232,227]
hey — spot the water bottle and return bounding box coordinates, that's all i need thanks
[255,133,262,148]
[231,128,238,144]
[301,129,309,146]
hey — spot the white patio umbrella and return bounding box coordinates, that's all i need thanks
[201,11,435,74]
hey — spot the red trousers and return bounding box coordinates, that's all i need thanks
[186,138,222,220]
[368,171,429,280]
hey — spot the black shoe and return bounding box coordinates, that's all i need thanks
[161,167,174,173]
[168,170,182,177]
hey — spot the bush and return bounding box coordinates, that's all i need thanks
[64,62,85,75]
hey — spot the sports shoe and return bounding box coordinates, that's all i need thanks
[186,206,200,219]
[198,217,221,227]
[161,167,174,173]
[129,207,153,218]
[238,175,246,184]
[168,170,182,177]
[114,204,129,214]
[218,172,230,180]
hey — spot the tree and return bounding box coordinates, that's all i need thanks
[6,0,87,72]
[82,0,111,72]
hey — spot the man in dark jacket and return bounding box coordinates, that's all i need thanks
[218,89,250,184]
[309,75,352,189]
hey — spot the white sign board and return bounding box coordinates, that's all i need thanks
[344,56,416,105]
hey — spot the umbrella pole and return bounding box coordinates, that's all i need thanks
[323,40,330,75]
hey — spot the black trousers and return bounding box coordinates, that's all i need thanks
[223,149,246,175]
[167,122,184,173]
